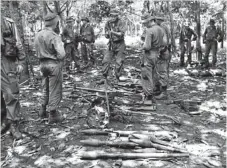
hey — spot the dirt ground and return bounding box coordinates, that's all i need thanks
[1,47,226,168]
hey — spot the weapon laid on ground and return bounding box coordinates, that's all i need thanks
[129,139,187,153]
[80,139,138,148]
[80,151,189,160]
[80,129,158,137]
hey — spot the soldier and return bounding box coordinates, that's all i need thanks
[155,15,171,99]
[80,17,95,67]
[1,16,26,139]
[203,19,223,68]
[102,9,126,81]
[141,14,165,109]
[1,16,26,94]
[62,16,80,72]
[179,21,197,67]
[34,13,66,123]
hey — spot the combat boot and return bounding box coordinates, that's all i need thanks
[39,105,48,119]
[49,110,63,124]
[10,121,22,140]
[147,95,157,111]
[155,86,168,100]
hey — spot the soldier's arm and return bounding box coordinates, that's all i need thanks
[111,20,126,37]
[191,28,197,40]
[203,27,207,39]
[217,27,223,42]
[143,30,152,51]
[52,35,66,60]
[90,26,95,43]
[14,25,26,67]
[104,22,110,39]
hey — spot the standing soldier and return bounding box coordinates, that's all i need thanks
[34,13,66,123]
[80,17,95,67]
[62,16,80,72]
[203,19,223,68]
[141,14,165,109]
[155,14,171,99]
[1,16,26,139]
[102,9,126,82]
[179,21,197,67]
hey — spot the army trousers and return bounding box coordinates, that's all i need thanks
[1,56,20,94]
[1,61,20,121]
[64,43,79,70]
[102,41,126,78]
[157,49,170,88]
[141,50,159,97]
[180,40,192,65]
[81,42,94,64]
[40,59,63,111]
[204,40,217,67]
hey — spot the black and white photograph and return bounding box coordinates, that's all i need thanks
[1,0,226,167]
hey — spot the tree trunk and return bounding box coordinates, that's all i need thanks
[43,1,48,16]
[196,1,202,60]
[221,12,224,48]
[54,1,65,31]
[9,1,30,83]
[167,1,176,54]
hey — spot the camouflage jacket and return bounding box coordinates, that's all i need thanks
[180,26,197,43]
[105,18,126,42]
[143,23,165,51]
[80,23,95,43]
[62,25,75,43]
[203,25,223,41]
[1,17,26,66]
[34,27,65,61]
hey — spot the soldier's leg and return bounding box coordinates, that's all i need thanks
[40,76,49,118]
[204,41,212,68]
[141,51,158,109]
[1,65,22,139]
[211,41,218,67]
[2,56,19,94]
[71,44,81,69]
[87,43,95,65]
[187,41,192,65]
[102,49,113,78]
[115,43,126,80]
[81,43,89,64]
[180,43,186,66]
[48,63,63,123]
[65,44,72,71]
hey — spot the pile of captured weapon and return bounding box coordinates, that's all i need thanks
[79,129,189,160]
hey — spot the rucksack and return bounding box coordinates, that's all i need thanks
[3,36,18,57]
[2,17,18,57]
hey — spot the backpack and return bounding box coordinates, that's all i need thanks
[3,36,18,57]
[2,17,18,57]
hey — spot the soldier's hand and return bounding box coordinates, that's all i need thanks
[17,65,24,74]
[203,39,206,44]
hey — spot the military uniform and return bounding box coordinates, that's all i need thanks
[203,19,223,68]
[1,16,26,139]
[80,17,95,66]
[1,17,26,94]
[62,17,80,71]
[179,24,197,66]
[155,15,171,99]
[34,13,65,123]
[141,14,164,104]
[102,10,126,80]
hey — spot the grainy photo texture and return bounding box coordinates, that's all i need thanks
[1,0,226,167]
